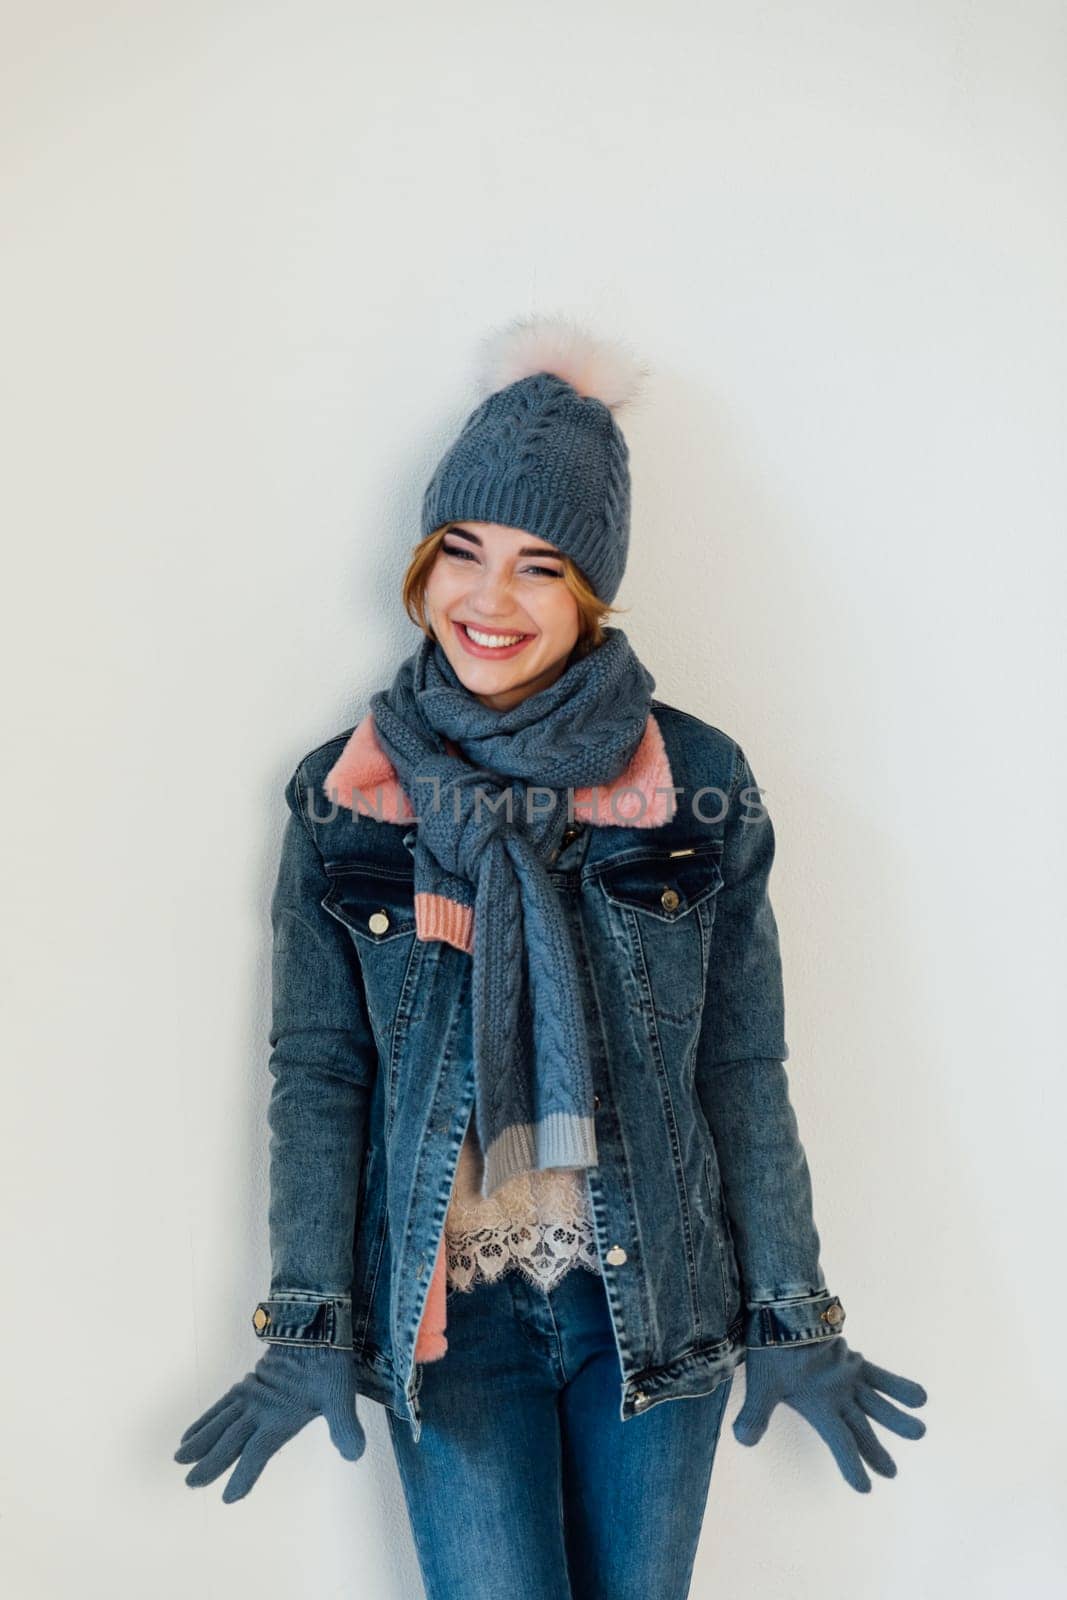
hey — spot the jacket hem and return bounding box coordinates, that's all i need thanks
[618,1313,748,1419]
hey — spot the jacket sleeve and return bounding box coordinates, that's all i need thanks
[695,743,845,1347]
[251,760,378,1353]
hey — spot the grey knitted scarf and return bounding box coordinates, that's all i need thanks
[369,627,656,1197]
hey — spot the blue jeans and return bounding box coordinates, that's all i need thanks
[386,1264,734,1600]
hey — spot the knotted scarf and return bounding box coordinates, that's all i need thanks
[369,626,656,1198]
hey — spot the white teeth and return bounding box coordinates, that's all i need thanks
[463,624,526,648]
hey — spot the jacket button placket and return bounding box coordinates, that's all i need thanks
[563,876,645,1416]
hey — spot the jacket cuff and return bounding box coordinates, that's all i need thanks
[251,1293,353,1350]
[744,1290,846,1348]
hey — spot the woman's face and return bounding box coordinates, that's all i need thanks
[423,521,581,712]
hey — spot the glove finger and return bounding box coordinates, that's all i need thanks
[220,1425,291,1503]
[732,1386,778,1446]
[178,1387,242,1445]
[843,1401,898,1479]
[859,1358,927,1408]
[174,1399,244,1464]
[326,1399,367,1462]
[795,1403,872,1494]
[183,1415,257,1489]
[856,1381,927,1441]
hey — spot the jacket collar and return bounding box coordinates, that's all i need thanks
[324,708,676,828]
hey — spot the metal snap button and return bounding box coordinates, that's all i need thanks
[368,910,390,934]
[821,1301,845,1326]
[660,886,680,911]
[552,825,583,863]
[632,1389,649,1409]
[606,1244,628,1265]
[252,1306,270,1332]
[593,1093,601,1111]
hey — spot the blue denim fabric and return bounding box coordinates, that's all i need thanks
[386,1265,734,1600]
[252,699,846,1443]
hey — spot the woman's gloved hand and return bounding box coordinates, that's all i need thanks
[175,1343,366,1502]
[733,1336,927,1492]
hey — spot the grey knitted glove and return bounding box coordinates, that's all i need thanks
[734,1336,927,1492]
[175,1344,366,1502]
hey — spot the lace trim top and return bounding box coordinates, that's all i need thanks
[445,1122,602,1294]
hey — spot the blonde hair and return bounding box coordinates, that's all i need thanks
[401,523,626,660]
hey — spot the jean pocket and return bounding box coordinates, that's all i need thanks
[321,864,429,1050]
[595,844,724,1025]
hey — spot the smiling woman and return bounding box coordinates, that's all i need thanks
[175,313,928,1593]
[402,516,616,704]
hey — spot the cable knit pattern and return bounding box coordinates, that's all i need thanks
[420,370,632,604]
[368,628,658,1200]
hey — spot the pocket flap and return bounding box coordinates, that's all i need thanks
[597,843,724,920]
[322,866,417,942]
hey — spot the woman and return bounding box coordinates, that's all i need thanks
[175,316,928,1598]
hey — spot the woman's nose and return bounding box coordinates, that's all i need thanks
[467,569,515,614]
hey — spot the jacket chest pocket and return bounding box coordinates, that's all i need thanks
[321,866,427,1050]
[595,844,724,1025]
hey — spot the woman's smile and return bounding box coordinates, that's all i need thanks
[452,618,537,659]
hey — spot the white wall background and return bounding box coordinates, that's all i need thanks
[2,2,1064,1595]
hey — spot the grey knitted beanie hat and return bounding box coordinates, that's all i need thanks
[420,315,647,604]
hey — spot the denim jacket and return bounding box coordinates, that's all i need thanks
[251,697,845,1444]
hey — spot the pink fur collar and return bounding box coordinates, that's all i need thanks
[323,709,676,829]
